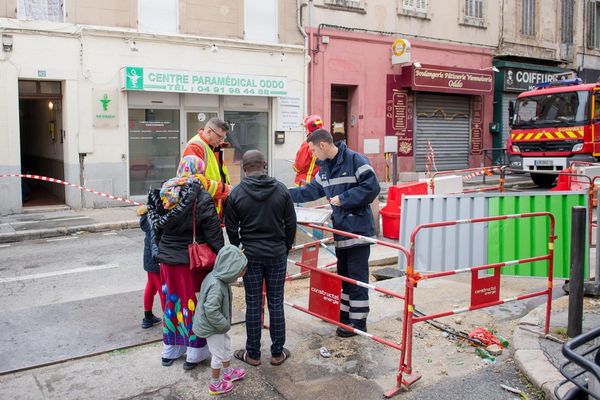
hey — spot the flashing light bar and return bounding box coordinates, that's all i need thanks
[534,78,582,89]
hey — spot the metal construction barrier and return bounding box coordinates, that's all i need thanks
[399,191,586,279]
[398,212,555,398]
[555,325,600,400]
[283,222,420,398]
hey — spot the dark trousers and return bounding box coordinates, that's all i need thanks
[243,255,287,359]
[336,245,370,330]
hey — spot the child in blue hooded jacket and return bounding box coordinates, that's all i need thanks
[193,245,248,395]
[137,205,164,328]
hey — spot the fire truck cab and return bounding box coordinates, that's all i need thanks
[507,78,600,187]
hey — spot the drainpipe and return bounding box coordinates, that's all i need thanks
[308,0,314,113]
[297,0,308,116]
[79,153,86,208]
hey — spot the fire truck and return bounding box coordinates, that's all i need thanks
[507,78,600,187]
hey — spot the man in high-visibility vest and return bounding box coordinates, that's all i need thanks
[292,115,323,187]
[183,118,232,216]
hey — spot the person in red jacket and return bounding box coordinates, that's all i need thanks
[292,115,323,187]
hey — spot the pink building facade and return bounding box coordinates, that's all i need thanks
[308,28,495,178]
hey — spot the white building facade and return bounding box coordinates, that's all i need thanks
[0,0,306,214]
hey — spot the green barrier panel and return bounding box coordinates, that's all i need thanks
[487,193,588,278]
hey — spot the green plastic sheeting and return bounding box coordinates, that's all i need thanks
[487,193,588,279]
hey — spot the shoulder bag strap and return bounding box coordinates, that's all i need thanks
[192,199,197,244]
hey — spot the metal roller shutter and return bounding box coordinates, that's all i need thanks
[415,93,471,171]
[502,93,518,146]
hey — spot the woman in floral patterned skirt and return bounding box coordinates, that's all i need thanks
[147,156,224,370]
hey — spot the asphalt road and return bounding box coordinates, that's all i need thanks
[0,229,154,373]
[0,229,551,399]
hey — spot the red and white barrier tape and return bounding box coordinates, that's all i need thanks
[462,167,494,182]
[0,173,141,206]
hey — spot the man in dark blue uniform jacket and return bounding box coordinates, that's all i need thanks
[288,129,380,337]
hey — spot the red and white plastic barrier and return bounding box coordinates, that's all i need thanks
[0,173,141,206]
[461,167,494,181]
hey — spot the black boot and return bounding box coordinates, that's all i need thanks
[142,311,161,329]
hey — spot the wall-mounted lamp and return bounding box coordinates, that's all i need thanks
[492,66,499,72]
[2,34,13,52]
[280,52,287,62]
[211,44,219,53]
[413,61,422,68]
[129,40,138,52]
[48,100,54,111]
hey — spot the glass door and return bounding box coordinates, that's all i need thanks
[128,108,180,195]
[224,111,269,186]
[186,111,219,142]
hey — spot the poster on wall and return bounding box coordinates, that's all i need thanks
[470,96,483,154]
[93,88,119,129]
[386,75,414,156]
[277,96,302,130]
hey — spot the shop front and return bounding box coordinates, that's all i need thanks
[121,66,292,198]
[492,61,570,153]
[307,28,495,177]
[388,64,493,172]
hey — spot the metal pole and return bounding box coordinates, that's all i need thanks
[392,154,398,186]
[596,189,600,282]
[568,206,586,338]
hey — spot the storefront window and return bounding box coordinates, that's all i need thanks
[129,109,180,195]
[186,111,218,142]
[224,111,268,185]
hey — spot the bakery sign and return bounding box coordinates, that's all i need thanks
[413,66,493,94]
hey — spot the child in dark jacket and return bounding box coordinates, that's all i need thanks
[193,245,248,395]
[137,205,165,328]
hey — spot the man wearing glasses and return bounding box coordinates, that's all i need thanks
[183,118,232,216]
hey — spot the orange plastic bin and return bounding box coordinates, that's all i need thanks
[380,182,428,239]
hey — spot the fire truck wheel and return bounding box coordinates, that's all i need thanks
[531,173,557,188]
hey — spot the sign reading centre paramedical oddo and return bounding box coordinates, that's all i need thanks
[120,66,288,97]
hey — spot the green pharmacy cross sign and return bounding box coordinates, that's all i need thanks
[120,66,288,97]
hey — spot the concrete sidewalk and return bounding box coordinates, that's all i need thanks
[512,295,600,400]
[0,206,139,243]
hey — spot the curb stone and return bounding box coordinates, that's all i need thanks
[0,220,139,243]
[512,304,570,400]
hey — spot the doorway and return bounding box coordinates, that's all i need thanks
[331,85,351,143]
[224,111,269,185]
[18,80,65,206]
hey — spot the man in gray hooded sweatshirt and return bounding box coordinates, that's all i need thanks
[224,150,297,367]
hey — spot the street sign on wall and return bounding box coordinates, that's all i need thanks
[120,66,288,97]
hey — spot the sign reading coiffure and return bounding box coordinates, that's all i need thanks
[413,67,493,94]
[503,68,561,92]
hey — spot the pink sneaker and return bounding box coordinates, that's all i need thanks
[223,367,246,382]
[208,379,233,395]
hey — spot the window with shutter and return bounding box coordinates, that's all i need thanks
[401,0,427,16]
[139,0,178,34]
[561,0,574,44]
[463,0,484,25]
[17,0,64,22]
[323,0,365,10]
[521,0,536,36]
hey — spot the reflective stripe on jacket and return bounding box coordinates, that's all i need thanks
[289,141,380,248]
[184,134,230,215]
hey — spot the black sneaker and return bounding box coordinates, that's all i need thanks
[142,315,161,329]
[162,357,176,367]
[182,361,199,370]
[336,323,365,338]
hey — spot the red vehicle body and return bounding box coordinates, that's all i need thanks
[507,80,600,187]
